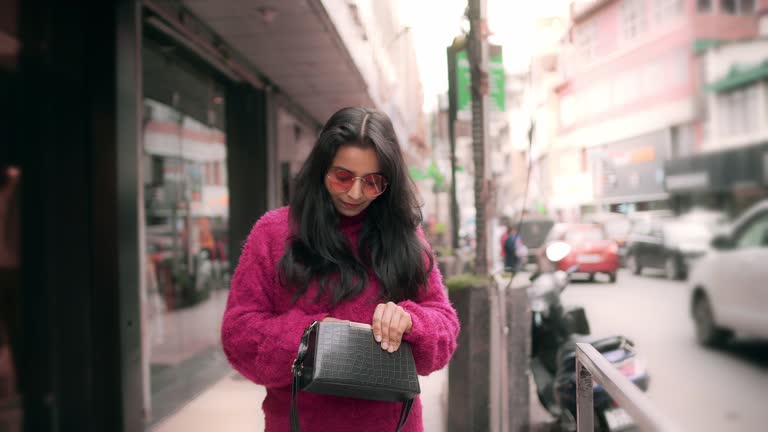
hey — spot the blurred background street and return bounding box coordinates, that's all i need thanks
[562,270,768,432]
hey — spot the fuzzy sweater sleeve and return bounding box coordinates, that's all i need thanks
[398,229,460,376]
[221,210,328,388]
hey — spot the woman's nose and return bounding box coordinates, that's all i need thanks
[347,178,363,200]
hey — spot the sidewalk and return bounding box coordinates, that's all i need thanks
[152,367,449,432]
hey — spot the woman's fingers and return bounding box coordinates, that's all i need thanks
[379,302,396,350]
[372,303,385,343]
[372,302,412,352]
[389,312,412,352]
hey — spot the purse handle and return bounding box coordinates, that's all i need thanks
[290,321,414,432]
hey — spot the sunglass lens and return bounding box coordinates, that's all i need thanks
[362,174,386,195]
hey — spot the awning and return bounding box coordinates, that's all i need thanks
[707,60,768,93]
[177,0,375,124]
[664,142,768,193]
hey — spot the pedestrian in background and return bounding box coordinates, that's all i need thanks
[221,107,460,432]
[502,222,524,273]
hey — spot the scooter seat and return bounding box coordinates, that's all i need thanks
[556,335,632,372]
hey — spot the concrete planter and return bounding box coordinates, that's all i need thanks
[448,284,491,432]
[446,275,531,432]
[505,281,531,432]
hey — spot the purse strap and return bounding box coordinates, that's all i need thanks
[290,322,415,432]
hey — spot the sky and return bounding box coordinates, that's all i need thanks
[398,0,569,111]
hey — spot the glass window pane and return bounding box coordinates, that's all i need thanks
[142,35,231,425]
[741,0,755,15]
[721,0,737,14]
[736,213,768,248]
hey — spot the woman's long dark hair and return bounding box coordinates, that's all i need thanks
[278,107,432,305]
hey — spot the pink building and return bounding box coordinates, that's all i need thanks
[555,0,768,212]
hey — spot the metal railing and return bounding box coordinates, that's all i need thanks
[575,343,680,432]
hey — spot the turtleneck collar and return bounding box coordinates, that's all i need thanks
[338,209,367,231]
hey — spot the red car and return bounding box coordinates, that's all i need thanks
[545,223,619,283]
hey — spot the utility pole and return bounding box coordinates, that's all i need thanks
[467,0,490,275]
[446,38,463,252]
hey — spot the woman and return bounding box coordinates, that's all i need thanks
[221,107,459,431]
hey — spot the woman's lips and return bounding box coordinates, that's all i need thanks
[340,200,361,209]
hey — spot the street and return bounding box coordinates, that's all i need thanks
[560,269,768,432]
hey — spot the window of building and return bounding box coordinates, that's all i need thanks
[742,0,755,14]
[718,84,760,136]
[721,0,754,15]
[722,0,737,13]
[698,0,712,12]
[574,21,597,63]
[621,0,647,41]
[654,0,684,23]
[560,94,576,127]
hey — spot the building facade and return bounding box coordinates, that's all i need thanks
[665,30,768,214]
[556,0,768,215]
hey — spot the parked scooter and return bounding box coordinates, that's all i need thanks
[529,242,650,432]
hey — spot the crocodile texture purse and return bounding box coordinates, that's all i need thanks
[290,321,421,432]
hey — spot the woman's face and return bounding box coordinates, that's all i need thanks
[325,145,384,217]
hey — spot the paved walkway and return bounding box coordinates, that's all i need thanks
[153,367,449,432]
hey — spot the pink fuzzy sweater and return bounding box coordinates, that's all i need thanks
[221,207,459,432]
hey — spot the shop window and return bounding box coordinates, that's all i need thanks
[142,34,231,426]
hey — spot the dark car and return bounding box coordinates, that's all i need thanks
[625,215,715,280]
[517,216,556,269]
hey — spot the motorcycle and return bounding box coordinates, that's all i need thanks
[529,242,650,432]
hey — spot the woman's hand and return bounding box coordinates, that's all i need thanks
[372,302,412,353]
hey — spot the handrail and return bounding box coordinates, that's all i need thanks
[575,343,680,432]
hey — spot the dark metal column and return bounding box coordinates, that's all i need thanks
[226,83,269,270]
[17,1,143,430]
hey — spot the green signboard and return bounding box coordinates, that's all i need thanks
[489,47,505,112]
[455,45,505,113]
[456,50,471,112]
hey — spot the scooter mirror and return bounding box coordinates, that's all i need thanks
[545,241,571,262]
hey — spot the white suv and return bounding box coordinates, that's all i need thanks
[688,200,768,346]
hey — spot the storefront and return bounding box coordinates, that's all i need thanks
[10,2,269,430]
[589,129,671,213]
[6,0,396,429]
[664,142,768,216]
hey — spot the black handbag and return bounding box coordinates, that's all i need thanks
[290,321,421,432]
